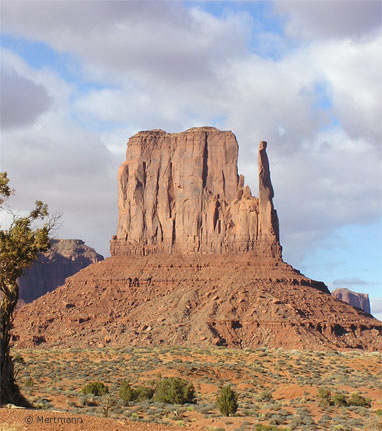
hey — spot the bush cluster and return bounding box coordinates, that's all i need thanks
[81,381,109,396]
[119,380,154,404]
[119,377,195,405]
[317,387,371,408]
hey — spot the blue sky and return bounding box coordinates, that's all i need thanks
[1,0,381,319]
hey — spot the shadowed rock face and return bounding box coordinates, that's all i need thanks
[332,288,371,314]
[18,239,104,302]
[110,127,281,257]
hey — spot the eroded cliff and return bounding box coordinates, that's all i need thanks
[332,288,371,314]
[110,128,280,257]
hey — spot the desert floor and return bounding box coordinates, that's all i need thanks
[2,346,381,431]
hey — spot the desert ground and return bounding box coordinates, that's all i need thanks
[2,346,381,431]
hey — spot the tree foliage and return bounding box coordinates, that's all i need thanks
[216,385,238,416]
[0,171,57,405]
[81,382,109,396]
[154,377,196,404]
[119,380,137,404]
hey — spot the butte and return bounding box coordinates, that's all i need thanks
[12,127,382,350]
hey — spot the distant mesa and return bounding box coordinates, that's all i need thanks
[332,288,371,314]
[18,239,103,303]
[12,128,382,351]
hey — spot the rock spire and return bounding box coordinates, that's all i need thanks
[110,127,281,257]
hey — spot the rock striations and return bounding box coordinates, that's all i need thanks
[110,128,280,258]
[18,239,103,303]
[12,127,382,351]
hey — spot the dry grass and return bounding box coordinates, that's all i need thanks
[0,424,23,431]
[11,346,382,431]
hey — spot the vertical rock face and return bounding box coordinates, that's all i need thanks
[18,239,104,302]
[258,141,280,243]
[110,127,281,257]
[332,288,371,314]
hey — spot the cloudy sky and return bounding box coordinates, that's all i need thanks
[1,0,381,319]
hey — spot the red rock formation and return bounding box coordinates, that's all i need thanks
[110,128,280,257]
[332,288,371,314]
[11,254,382,350]
[18,239,103,302]
[11,127,382,351]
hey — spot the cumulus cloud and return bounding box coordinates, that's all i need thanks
[0,51,119,257]
[1,0,381,264]
[274,0,381,40]
[370,298,382,321]
[1,1,251,85]
[239,128,381,263]
[0,63,52,129]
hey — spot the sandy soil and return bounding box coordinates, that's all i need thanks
[0,408,202,431]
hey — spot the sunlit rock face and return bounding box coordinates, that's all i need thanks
[110,127,281,258]
[332,288,371,314]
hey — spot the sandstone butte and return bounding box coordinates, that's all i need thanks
[12,127,382,351]
[18,239,104,303]
[332,288,371,314]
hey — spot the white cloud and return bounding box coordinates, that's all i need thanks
[274,0,381,40]
[0,63,53,129]
[1,0,381,265]
[370,298,382,321]
[1,1,251,85]
[0,50,118,257]
[239,128,381,263]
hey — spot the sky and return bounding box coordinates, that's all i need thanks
[0,0,381,319]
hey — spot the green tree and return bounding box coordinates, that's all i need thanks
[119,380,137,405]
[349,392,371,407]
[317,387,332,407]
[216,385,238,416]
[154,377,196,404]
[135,385,154,401]
[81,382,109,396]
[333,393,348,407]
[0,172,57,405]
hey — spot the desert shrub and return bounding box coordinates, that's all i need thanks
[24,377,34,388]
[254,425,285,431]
[257,390,273,402]
[365,414,382,431]
[119,380,137,404]
[78,395,97,406]
[135,385,154,401]
[154,377,196,405]
[317,387,332,406]
[100,394,116,418]
[12,353,25,364]
[349,392,371,407]
[331,426,349,431]
[269,414,286,425]
[333,393,348,407]
[81,381,109,396]
[216,385,238,417]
